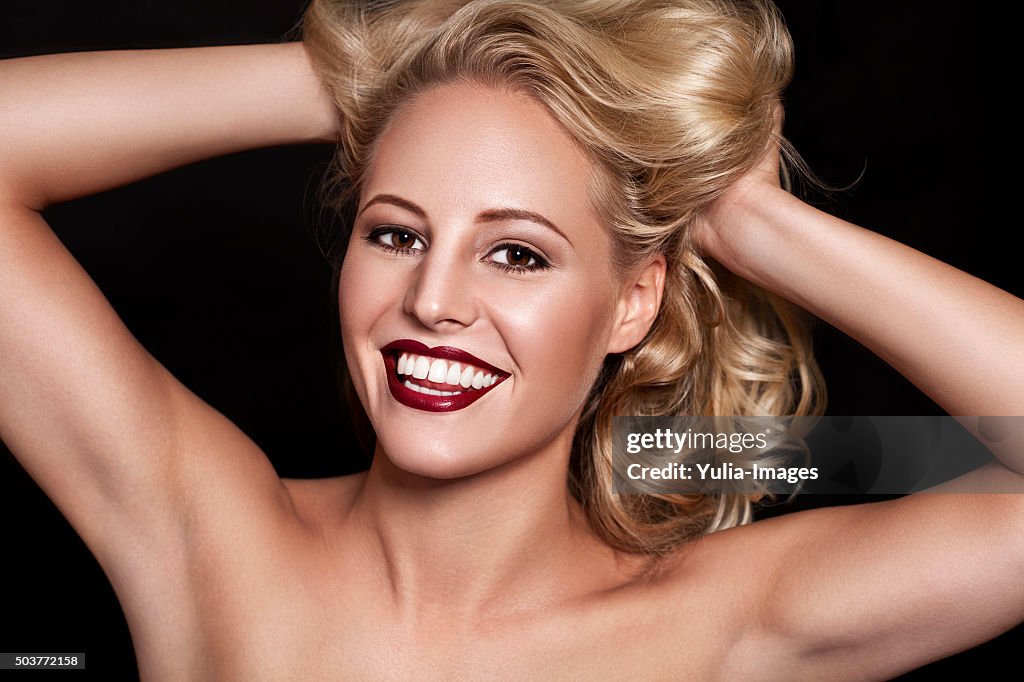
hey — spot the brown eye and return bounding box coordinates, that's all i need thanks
[393,230,416,248]
[506,245,531,267]
[370,227,425,252]
[489,243,549,272]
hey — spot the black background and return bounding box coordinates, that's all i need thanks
[1,1,1020,678]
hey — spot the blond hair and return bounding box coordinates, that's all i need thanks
[305,0,825,556]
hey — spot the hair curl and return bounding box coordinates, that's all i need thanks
[304,0,825,556]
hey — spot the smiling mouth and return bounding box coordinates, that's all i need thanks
[380,340,509,412]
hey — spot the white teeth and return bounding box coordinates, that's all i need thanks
[396,351,504,393]
[445,363,462,386]
[404,380,463,396]
[427,358,448,382]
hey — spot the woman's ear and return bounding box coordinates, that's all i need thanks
[607,254,666,354]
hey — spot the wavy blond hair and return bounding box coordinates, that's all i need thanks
[304,0,825,556]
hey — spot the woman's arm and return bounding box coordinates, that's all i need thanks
[696,124,1024,677]
[0,43,337,672]
[702,176,1024,422]
[1,43,336,208]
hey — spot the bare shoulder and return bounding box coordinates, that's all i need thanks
[611,513,802,677]
[646,491,1024,679]
[127,466,367,679]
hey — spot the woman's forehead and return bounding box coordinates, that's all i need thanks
[360,81,601,232]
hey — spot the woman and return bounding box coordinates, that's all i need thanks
[1,1,1021,679]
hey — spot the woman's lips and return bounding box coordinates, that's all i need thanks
[380,340,509,412]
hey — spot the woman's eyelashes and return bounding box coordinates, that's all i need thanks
[366,226,426,254]
[365,226,551,273]
[486,242,551,273]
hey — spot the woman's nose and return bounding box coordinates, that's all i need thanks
[403,249,479,330]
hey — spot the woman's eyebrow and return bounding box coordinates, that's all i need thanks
[358,193,426,218]
[476,207,573,247]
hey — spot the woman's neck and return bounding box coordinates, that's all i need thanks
[343,427,631,624]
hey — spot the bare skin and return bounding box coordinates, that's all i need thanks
[1,44,1023,681]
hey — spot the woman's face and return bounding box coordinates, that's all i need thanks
[339,81,644,479]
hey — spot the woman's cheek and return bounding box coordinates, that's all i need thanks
[339,252,398,328]
[338,252,402,396]
[489,273,614,390]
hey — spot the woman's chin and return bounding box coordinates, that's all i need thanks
[374,436,504,482]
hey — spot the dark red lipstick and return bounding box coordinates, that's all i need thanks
[380,339,510,412]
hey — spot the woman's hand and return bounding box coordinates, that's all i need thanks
[690,103,1024,422]
[692,103,785,278]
